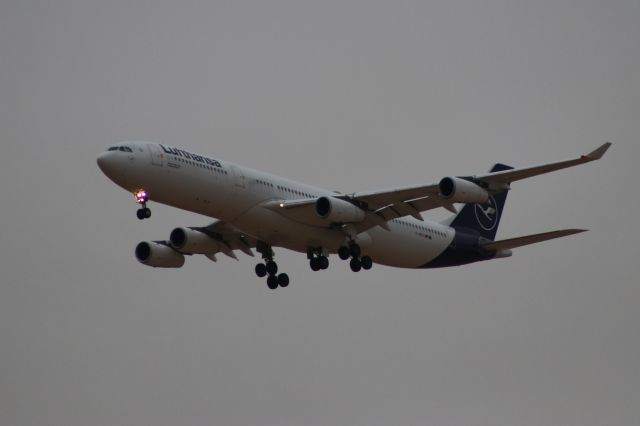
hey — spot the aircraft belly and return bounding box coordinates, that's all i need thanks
[365,226,451,268]
[231,205,346,253]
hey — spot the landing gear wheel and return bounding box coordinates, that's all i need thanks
[338,246,350,260]
[265,260,278,276]
[255,263,267,277]
[310,257,321,271]
[361,256,373,270]
[136,207,151,220]
[277,273,290,287]
[350,257,362,272]
[349,244,361,258]
[319,256,329,270]
[266,275,278,290]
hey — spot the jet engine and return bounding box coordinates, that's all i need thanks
[315,196,366,223]
[135,241,185,268]
[169,227,221,254]
[438,176,489,204]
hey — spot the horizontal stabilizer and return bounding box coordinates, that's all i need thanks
[480,229,587,251]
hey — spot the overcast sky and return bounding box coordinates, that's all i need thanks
[1,1,639,425]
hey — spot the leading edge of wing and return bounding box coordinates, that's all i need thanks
[480,229,587,252]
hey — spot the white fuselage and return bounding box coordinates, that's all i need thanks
[97,142,455,268]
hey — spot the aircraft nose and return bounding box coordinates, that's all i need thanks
[97,151,116,176]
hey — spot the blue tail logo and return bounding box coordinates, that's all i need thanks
[474,195,499,231]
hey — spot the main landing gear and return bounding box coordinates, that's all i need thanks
[307,248,329,272]
[253,240,371,289]
[134,189,151,220]
[255,242,289,290]
[338,243,373,272]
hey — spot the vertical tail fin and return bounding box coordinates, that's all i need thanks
[448,163,513,240]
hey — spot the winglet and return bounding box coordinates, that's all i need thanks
[585,142,612,160]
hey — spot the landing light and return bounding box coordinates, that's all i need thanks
[134,190,149,204]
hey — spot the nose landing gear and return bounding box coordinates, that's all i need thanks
[134,190,151,220]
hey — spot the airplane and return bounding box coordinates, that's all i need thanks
[97,141,611,289]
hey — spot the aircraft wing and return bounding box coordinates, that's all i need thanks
[352,184,443,220]
[470,142,611,190]
[195,221,257,260]
[479,229,587,251]
[351,142,611,225]
[265,189,446,223]
[266,143,610,233]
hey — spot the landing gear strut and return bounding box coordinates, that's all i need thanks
[134,190,151,220]
[338,242,373,272]
[255,241,289,290]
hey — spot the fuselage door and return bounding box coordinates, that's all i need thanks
[147,144,164,167]
[231,165,246,189]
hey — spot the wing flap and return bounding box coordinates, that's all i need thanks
[198,221,257,259]
[353,184,440,211]
[480,229,587,251]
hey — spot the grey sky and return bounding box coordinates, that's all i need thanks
[1,1,638,425]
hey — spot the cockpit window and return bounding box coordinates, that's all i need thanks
[108,145,133,152]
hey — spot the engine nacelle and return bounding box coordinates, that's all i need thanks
[169,227,221,254]
[135,241,185,268]
[438,176,489,204]
[315,196,366,223]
